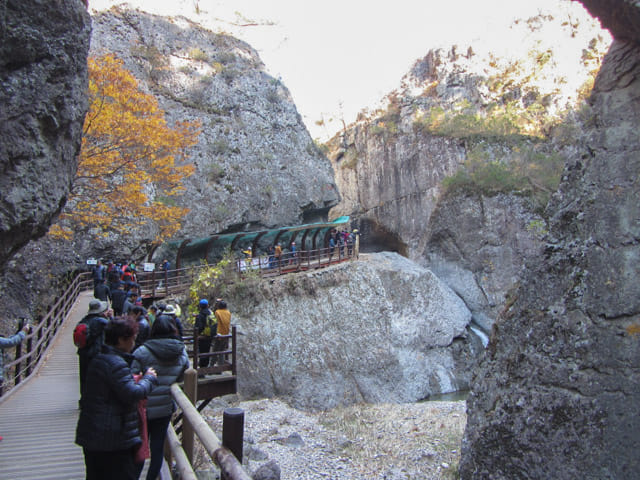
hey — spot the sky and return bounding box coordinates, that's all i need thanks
[89,0,591,139]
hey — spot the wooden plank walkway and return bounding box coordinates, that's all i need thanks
[0,290,173,480]
[0,291,91,479]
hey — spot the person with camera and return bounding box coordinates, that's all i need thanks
[76,316,157,480]
[0,321,31,441]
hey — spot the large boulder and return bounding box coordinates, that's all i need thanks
[459,2,640,478]
[0,0,90,269]
[233,252,479,410]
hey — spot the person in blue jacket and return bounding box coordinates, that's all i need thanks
[76,316,157,480]
[0,321,31,441]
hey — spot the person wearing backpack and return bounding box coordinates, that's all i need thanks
[194,299,214,368]
[75,299,112,404]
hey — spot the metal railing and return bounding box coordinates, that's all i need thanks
[0,271,92,399]
[136,244,356,300]
[236,244,356,275]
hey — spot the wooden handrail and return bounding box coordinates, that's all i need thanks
[1,271,92,399]
[170,378,251,480]
[165,424,198,480]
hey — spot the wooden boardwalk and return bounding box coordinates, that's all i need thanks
[0,291,174,480]
[0,292,91,479]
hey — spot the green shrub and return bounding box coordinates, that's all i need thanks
[442,144,565,211]
[211,139,229,155]
[188,249,263,314]
[206,162,225,182]
[189,47,209,62]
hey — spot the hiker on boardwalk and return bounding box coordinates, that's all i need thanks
[132,316,189,480]
[128,306,150,350]
[93,277,111,304]
[91,259,106,289]
[0,321,31,441]
[213,300,231,367]
[274,243,283,268]
[0,321,31,399]
[194,299,215,368]
[75,300,112,403]
[161,304,184,338]
[76,316,157,480]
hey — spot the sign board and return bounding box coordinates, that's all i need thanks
[143,262,156,272]
[86,258,98,265]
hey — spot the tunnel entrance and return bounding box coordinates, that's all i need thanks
[354,217,408,257]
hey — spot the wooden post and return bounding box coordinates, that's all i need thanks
[222,407,244,479]
[183,368,197,464]
[231,326,237,376]
[25,330,33,376]
[222,408,244,462]
[14,319,24,386]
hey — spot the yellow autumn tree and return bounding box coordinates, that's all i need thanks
[51,54,200,241]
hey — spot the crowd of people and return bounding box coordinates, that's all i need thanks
[239,229,359,271]
[76,259,232,479]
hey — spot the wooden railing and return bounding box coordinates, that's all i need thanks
[168,369,251,480]
[0,271,92,399]
[135,265,207,300]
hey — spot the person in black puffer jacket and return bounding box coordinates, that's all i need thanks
[132,315,189,480]
[76,316,158,480]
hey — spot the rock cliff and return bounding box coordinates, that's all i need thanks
[326,2,610,331]
[0,6,339,319]
[226,252,481,410]
[459,1,640,478]
[0,0,90,269]
[89,7,338,245]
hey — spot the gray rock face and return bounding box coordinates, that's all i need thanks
[327,5,608,329]
[0,6,339,321]
[0,0,90,269]
[459,7,640,479]
[90,7,338,243]
[233,252,478,410]
[425,192,545,333]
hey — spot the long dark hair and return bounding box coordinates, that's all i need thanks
[151,315,178,339]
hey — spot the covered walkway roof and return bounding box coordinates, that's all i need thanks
[166,216,350,268]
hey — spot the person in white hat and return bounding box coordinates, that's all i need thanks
[75,299,112,404]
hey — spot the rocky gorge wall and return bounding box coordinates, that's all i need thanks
[0,0,90,270]
[326,3,609,333]
[460,1,640,477]
[89,7,338,246]
[0,6,339,319]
